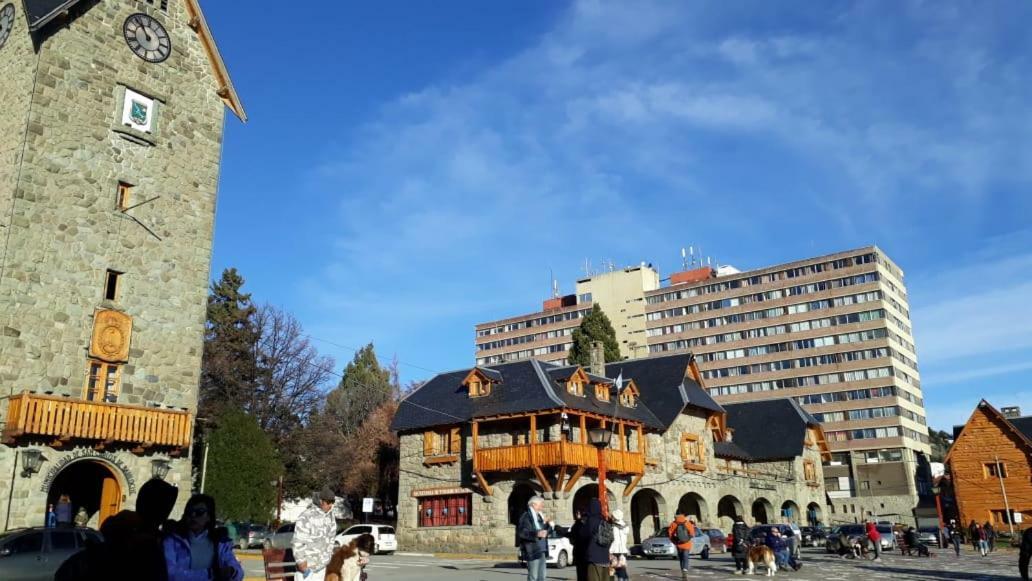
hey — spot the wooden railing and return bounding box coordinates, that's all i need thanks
[3,392,193,450]
[476,441,644,474]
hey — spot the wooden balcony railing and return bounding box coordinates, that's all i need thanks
[3,392,193,451]
[475,441,644,475]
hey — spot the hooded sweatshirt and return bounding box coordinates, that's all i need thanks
[667,515,694,551]
[610,514,630,555]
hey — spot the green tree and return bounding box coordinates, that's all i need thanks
[200,268,259,419]
[567,304,622,366]
[325,343,394,435]
[205,409,281,523]
[928,429,953,463]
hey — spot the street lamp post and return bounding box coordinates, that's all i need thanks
[588,426,612,518]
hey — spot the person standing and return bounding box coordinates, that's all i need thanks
[948,521,963,557]
[56,495,73,527]
[969,520,979,551]
[609,509,630,581]
[516,496,552,581]
[162,494,244,581]
[567,508,589,581]
[984,521,996,553]
[293,488,339,581]
[731,515,751,574]
[45,504,57,528]
[666,514,695,581]
[976,524,989,557]
[865,519,882,562]
[1020,526,1032,580]
[578,499,612,581]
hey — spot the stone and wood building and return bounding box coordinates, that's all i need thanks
[391,352,830,552]
[0,0,243,529]
[948,400,1032,531]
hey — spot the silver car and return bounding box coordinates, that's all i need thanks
[0,527,102,581]
[641,530,713,560]
[270,522,295,550]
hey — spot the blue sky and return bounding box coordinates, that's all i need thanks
[202,1,1032,432]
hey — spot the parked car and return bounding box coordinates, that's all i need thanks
[701,528,727,553]
[0,526,102,581]
[876,524,896,550]
[229,523,271,550]
[516,528,575,569]
[800,526,827,547]
[916,527,942,548]
[641,528,714,560]
[270,522,295,550]
[334,524,397,555]
[825,524,867,553]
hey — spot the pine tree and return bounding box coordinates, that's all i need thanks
[325,343,394,435]
[200,268,259,418]
[205,409,281,523]
[567,304,622,366]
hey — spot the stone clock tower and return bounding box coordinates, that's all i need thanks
[0,0,244,530]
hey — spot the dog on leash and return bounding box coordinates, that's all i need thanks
[746,545,777,576]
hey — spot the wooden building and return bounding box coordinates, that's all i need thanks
[947,400,1032,530]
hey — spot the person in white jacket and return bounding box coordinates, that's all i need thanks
[609,509,631,580]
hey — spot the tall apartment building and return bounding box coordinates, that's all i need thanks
[474,247,931,522]
[474,264,659,365]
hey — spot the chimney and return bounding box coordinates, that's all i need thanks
[1002,406,1022,419]
[589,341,605,377]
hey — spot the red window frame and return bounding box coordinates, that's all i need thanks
[418,494,472,527]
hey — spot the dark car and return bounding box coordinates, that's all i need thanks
[825,524,867,553]
[702,528,727,553]
[800,526,827,547]
[229,523,271,550]
[0,527,102,581]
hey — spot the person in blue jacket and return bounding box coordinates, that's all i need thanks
[163,494,244,581]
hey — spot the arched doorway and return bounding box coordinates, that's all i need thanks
[630,488,666,544]
[751,498,773,524]
[676,493,709,524]
[781,500,800,523]
[717,495,743,530]
[806,502,823,527]
[571,484,616,520]
[47,460,121,529]
[508,482,538,525]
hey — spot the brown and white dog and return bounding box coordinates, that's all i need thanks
[746,545,777,576]
[326,533,375,581]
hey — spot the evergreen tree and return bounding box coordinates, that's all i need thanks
[567,304,622,366]
[200,268,259,418]
[205,409,281,523]
[325,343,393,435]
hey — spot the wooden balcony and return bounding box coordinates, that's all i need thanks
[3,392,193,452]
[475,441,644,475]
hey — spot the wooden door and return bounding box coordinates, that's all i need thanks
[98,476,121,527]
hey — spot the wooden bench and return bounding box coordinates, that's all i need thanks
[262,548,297,581]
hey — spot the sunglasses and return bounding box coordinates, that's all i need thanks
[188,507,209,517]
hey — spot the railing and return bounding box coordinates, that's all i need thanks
[476,441,644,474]
[3,392,193,449]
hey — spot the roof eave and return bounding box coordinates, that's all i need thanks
[184,0,247,122]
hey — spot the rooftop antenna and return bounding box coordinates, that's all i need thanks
[681,247,688,271]
[689,245,695,267]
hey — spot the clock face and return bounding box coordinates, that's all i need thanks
[0,3,15,52]
[123,13,170,63]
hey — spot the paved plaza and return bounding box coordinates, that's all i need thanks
[242,546,1023,580]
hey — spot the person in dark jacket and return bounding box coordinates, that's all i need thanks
[516,495,552,581]
[577,499,611,581]
[1020,526,1032,580]
[55,494,73,526]
[984,521,996,553]
[55,509,168,581]
[766,528,800,571]
[948,521,963,557]
[567,508,589,581]
[730,516,751,574]
[969,520,980,551]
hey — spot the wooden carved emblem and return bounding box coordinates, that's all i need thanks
[90,310,132,362]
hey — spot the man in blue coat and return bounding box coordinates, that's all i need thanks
[517,495,553,581]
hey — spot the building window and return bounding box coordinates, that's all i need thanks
[104,270,122,301]
[595,383,610,402]
[423,427,460,462]
[418,494,472,527]
[568,380,584,397]
[985,463,1008,479]
[116,182,132,211]
[84,360,120,402]
[803,460,817,483]
[620,389,636,408]
[468,379,490,398]
[680,433,704,470]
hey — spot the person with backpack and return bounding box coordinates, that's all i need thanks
[730,515,751,574]
[666,514,695,580]
[577,499,613,581]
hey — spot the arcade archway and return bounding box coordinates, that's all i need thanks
[676,492,709,524]
[752,497,774,524]
[47,460,121,528]
[781,500,801,523]
[572,484,616,520]
[508,482,539,525]
[806,502,823,527]
[717,495,744,530]
[630,488,666,544]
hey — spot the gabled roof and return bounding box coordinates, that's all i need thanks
[946,400,1032,464]
[723,399,820,461]
[714,440,752,461]
[608,353,724,428]
[21,0,245,121]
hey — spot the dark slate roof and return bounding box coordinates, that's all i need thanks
[714,441,752,461]
[723,399,819,461]
[608,353,724,428]
[22,0,82,31]
[1007,417,1032,442]
[391,356,701,433]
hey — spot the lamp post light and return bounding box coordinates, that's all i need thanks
[151,458,171,481]
[20,449,45,478]
[588,425,613,518]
